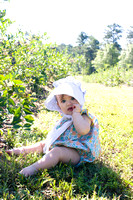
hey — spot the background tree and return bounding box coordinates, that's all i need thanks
[77,32,89,46]
[0,10,12,36]
[85,36,100,60]
[126,26,133,44]
[74,34,100,74]
[84,36,100,74]
[93,44,120,71]
[119,44,133,68]
[104,23,123,51]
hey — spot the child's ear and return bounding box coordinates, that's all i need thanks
[57,101,59,107]
[56,96,60,107]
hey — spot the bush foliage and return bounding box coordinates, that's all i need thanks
[0,10,75,132]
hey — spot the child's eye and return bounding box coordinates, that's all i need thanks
[71,97,76,100]
[61,99,66,103]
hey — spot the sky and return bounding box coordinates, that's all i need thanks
[1,0,133,47]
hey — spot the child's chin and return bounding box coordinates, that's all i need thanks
[65,111,73,115]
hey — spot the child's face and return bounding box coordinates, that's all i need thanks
[56,94,79,115]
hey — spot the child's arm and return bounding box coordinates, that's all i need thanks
[72,104,91,135]
[6,141,45,155]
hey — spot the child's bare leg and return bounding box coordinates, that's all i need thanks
[6,141,45,155]
[19,146,80,177]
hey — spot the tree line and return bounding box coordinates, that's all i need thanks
[57,24,133,74]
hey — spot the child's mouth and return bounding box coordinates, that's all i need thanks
[68,107,73,112]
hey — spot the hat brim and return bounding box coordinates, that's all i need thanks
[45,83,85,111]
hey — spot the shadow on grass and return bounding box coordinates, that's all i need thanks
[49,161,132,199]
[0,154,132,200]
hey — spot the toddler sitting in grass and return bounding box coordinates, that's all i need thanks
[6,77,101,177]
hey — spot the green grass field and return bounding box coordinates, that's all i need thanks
[0,78,133,199]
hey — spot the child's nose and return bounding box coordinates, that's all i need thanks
[67,100,73,105]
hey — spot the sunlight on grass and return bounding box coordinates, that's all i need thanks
[30,80,133,199]
[32,110,60,133]
[80,81,133,183]
[1,80,133,199]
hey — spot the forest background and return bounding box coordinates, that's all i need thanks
[0,8,133,200]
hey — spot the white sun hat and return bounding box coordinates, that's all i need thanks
[45,76,86,112]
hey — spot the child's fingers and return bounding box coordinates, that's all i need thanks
[5,150,13,155]
[73,104,81,112]
[0,149,13,156]
[19,169,28,177]
[6,148,24,155]
[19,166,37,177]
[73,103,81,108]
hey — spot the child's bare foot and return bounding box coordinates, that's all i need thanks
[19,165,38,177]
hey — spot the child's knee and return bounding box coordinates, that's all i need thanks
[50,146,63,160]
[51,146,80,164]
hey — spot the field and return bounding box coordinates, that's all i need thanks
[0,78,133,199]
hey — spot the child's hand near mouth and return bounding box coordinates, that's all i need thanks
[72,104,81,114]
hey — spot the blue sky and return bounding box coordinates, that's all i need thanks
[1,0,133,47]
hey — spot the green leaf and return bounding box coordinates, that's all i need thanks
[24,115,34,123]
[5,152,11,161]
[23,105,30,109]
[8,106,15,114]
[30,102,36,107]
[0,80,4,85]
[13,124,22,129]
[0,107,4,112]
[23,123,32,127]
[8,89,14,95]
[18,86,25,93]
[0,97,5,102]
[13,80,23,85]
[22,100,30,106]
[0,97,6,106]
[15,107,21,117]
[0,75,5,81]
[23,108,32,114]
[8,98,15,106]
[11,107,22,125]
[11,118,22,125]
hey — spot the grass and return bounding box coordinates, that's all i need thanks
[83,68,133,87]
[0,78,133,199]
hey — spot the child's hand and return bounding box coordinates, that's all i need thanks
[5,149,13,155]
[72,104,81,114]
[6,147,24,155]
[19,165,37,177]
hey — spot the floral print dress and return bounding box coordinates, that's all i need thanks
[50,109,101,165]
